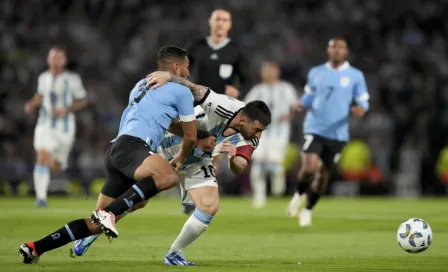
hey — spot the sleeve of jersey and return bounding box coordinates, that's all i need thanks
[71,74,87,100]
[199,89,242,121]
[354,73,370,111]
[177,86,196,122]
[37,74,45,94]
[235,139,258,162]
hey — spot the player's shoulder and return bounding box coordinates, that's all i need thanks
[347,64,365,77]
[308,63,327,76]
[64,71,83,81]
[160,82,189,92]
[278,81,295,89]
[38,71,50,80]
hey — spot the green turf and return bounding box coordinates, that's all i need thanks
[1,196,447,271]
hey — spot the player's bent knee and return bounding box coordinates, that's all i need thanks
[153,171,178,191]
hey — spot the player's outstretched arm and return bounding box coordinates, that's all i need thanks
[24,94,43,114]
[171,121,197,171]
[146,72,209,101]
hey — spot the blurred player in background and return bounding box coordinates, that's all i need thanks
[286,37,370,227]
[245,61,298,208]
[186,9,251,99]
[24,45,88,208]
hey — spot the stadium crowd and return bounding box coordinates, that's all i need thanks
[1,0,447,195]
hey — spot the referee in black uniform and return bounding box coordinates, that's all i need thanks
[186,9,251,98]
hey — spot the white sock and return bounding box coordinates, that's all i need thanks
[250,163,266,207]
[271,165,286,197]
[33,164,50,200]
[169,208,212,253]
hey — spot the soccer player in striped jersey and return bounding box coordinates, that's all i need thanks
[24,45,88,207]
[148,71,270,265]
[285,37,370,227]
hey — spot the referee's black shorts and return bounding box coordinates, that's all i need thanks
[101,135,154,198]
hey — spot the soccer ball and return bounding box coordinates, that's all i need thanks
[397,218,432,253]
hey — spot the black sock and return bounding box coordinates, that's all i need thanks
[33,219,90,255]
[297,172,314,194]
[306,189,321,210]
[297,182,309,195]
[103,177,158,216]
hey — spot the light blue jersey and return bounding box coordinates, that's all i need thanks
[300,61,369,142]
[114,78,195,150]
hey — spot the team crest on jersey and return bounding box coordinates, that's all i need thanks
[340,76,350,87]
[219,64,233,79]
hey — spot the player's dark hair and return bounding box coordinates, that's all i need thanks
[157,45,187,67]
[50,44,67,54]
[241,101,271,127]
[329,36,348,47]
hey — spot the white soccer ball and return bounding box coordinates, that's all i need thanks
[397,218,432,253]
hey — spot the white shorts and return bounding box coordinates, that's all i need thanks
[33,125,75,170]
[178,160,218,204]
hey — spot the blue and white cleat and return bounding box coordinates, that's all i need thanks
[71,235,100,257]
[36,199,47,208]
[164,251,195,266]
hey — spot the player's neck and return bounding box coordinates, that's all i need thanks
[209,34,228,46]
[329,61,345,69]
[265,80,278,87]
[49,68,64,76]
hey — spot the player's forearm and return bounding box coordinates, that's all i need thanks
[228,156,248,175]
[28,94,43,109]
[68,99,88,112]
[169,75,208,101]
[178,137,196,160]
[168,120,184,137]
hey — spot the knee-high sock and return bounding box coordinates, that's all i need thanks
[169,208,213,253]
[34,164,50,200]
[250,162,266,206]
[271,164,286,197]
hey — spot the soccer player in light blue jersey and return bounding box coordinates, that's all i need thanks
[19,46,198,264]
[286,38,370,227]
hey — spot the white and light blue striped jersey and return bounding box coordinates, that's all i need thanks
[36,71,87,134]
[302,61,369,141]
[114,79,195,151]
[158,90,259,169]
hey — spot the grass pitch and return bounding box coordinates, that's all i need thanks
[1,196,447,271]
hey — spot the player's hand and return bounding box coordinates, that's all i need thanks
[197,136,216,153]
[169,155,184,172]
[280,113,291,121]
[24,102,34,114]
[350,106,366,118]
[220,141,236,157]
[292,101,304,112]
[146,71,172,89]
[225,85,239,98]
[53,108,69,117]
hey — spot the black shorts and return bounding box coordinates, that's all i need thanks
[301,134,346,168]
[101,135,155,198]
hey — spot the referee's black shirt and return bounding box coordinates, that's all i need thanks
[186,37,251,97]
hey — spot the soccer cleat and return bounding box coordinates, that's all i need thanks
[18,242,40,264]
[91,209,118,239]
[182,202,195,215]
[164,251,195,266]
[285,192,307,217]
[298,208,312,227]
[36,199,47,208]
[71,235,100,257]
